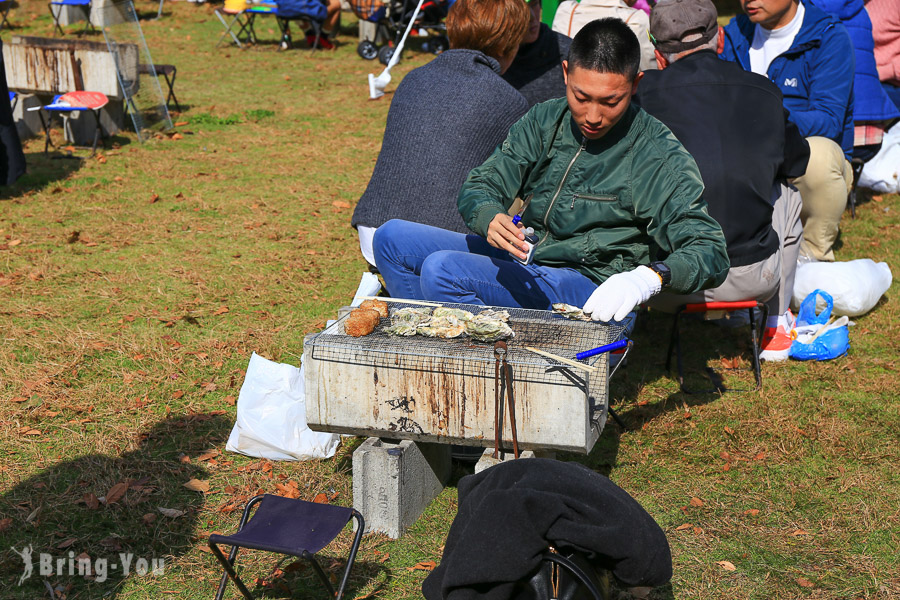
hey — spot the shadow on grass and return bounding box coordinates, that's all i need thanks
[232,556,390,600]
[0,413,231,598]
[571,309,761,471]
[0,151,82,200]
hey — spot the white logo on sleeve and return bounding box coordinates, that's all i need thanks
[784,77,798,88]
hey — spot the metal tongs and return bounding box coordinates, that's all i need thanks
[493,340,520,459]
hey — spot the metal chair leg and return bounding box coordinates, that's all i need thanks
[90,108,102,156]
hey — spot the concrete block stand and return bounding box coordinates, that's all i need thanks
[353,437,451,539]
[474,448,556,474]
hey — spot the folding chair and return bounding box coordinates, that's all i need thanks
[666,300,767,393]
[139,64,181,112]
[49,0,96,36]
[0,0,11,32]
[215,2,275,47]
[275,0,328,50]
[30,91,108,155]
[209,494,365,600]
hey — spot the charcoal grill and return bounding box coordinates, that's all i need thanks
[303,302,627,453]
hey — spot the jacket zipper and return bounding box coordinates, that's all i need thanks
[538,137,587,247]
[570,193,616,209]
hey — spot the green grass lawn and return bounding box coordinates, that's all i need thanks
[1,2,898,599]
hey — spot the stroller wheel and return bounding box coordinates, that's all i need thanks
[378,44,396,66]
[429,35,449,55]
[357,40,378,60]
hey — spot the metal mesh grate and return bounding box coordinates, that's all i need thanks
[305,302,625,394]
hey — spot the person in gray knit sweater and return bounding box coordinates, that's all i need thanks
[503,0,573,107]
[351,0,531,266]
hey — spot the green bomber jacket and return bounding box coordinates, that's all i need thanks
[457,97,730,295]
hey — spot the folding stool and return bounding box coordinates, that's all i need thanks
[139,63,181,112]
[666,300,767,393]
[49,0,96,36]
[30,91,108,155]
[209,494,365,600]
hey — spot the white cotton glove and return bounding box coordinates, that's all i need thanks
[583,265,663,322]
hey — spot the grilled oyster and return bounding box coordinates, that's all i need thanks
[417,315,467,338]
[383,322,419,336]
[466,314,514,342]
[477,309,510,322]
[385,307,433,336]
[552,303,591,321]
[432,307,475,322]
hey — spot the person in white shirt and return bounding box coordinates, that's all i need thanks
[722,0,855,262]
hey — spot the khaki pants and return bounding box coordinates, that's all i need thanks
[791,136,853,262]
[649,183,803,315]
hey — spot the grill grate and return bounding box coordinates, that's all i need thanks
[305,302,625,390]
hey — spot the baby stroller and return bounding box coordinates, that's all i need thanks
[351,0,454,64]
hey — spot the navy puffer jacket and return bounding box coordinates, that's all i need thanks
[809,0,899,123]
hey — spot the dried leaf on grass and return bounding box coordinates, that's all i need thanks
[183,479,210,493]
[796,577,815,588]
[158,507,186,518]
[790,529,809,536]
[716,561,736,571]
[105,482,129,505]
[689,497,704,507]
[213,306,229,315]
[0,517,12,532]
[312,493,328,504]
[407,560,437,572]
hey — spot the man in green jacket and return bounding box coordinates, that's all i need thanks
[373,18,729,322]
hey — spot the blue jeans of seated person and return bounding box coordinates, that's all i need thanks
[372,220,636,338]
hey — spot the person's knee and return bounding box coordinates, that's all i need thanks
[797,137,851,200]
[419,251,457,294]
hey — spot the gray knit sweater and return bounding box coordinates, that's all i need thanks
[352,49,529,234]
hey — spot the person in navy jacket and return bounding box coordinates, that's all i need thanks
[722,0,854,262]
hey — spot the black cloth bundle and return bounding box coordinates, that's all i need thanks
[423,459,672,600]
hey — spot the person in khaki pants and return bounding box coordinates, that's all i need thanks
[722,0,855,262]
[791,136,853,261]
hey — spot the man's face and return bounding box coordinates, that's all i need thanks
[740,0,797,30]
[563,62,641,140]
[523,0,542,45]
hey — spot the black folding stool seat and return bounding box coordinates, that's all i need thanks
[209,494,365,600]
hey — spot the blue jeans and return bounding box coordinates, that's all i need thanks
[373,220,600,309]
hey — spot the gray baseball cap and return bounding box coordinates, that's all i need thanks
[649,0,718,54]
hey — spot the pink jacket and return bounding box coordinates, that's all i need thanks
[865,0,900,85]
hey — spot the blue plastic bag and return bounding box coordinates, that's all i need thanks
[790,290,850,360]
[796,289,832,326]
[789,325,849,361]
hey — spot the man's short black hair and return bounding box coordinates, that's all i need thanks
[566,18,642,81]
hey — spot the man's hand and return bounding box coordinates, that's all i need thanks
[487,213,529,260]
[583,266,663,322]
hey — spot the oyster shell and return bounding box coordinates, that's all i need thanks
[385,307,433,337]
[432,307,475,322]
[466,314,514,342]
[383,322,419,336]
[477,309,510,322]
[417,315,467,338]
[552,303,591,321]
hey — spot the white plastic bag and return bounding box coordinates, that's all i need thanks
[226,353,340,461]
[792,259,893,317]
[859,123,900,194]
